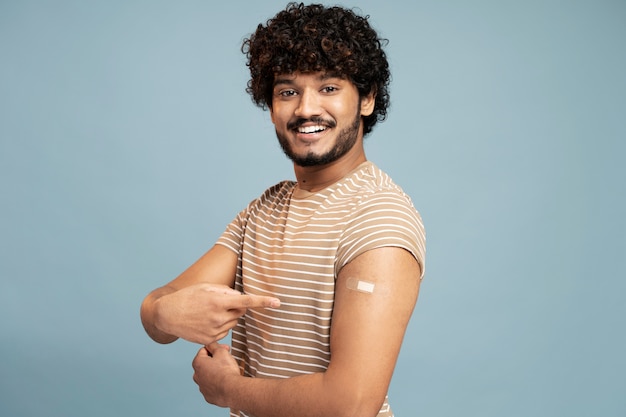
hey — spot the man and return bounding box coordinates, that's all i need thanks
[140,3,425,416]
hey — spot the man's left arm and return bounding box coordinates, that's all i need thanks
[192,246,421,417]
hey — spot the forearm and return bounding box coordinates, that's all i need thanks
[140,286,179,344]
[222,370,384,417]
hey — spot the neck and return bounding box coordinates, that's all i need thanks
[293,143,367,192]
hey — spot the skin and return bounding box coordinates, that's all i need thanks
[140,245,280,345]
[273,72,362,168]
[141,71,422,417]
[193,247,420,417]
[270,72,373,191]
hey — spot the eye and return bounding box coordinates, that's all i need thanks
[321,86,339,93]
[277,89,297,97]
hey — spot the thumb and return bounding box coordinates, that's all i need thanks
[205,342,230,356]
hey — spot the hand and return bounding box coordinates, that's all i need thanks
[155,283,280,345]
[192,342,240,407]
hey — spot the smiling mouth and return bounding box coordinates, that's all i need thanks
[288,117,336,134]
[297,125,327,134]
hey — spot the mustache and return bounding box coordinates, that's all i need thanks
[287,117,337,130]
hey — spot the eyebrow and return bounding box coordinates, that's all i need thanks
[273,72,346,88]
[320,72,345,81]
[273,77,296,88]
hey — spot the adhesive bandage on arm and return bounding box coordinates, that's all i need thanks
[346,277,376,294]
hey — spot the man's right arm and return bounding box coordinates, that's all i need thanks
[140,244,280,345]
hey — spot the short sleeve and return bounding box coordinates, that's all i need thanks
[216,208,247,255]
[336,190,426,279]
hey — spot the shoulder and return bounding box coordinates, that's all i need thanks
[335,162,426,277]
[259,180,296,200]
[341,162,419,214]
[245,180,296,212]
[218,180,295,244]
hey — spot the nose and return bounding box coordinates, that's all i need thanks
[294,89,322,118]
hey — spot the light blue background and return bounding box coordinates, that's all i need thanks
[1,1,624,416]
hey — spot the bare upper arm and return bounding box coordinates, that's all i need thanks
[165,244,239,291]
[326,246,421,408]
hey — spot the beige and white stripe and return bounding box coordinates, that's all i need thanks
[217,161,425,417]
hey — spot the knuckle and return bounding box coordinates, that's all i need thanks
[241,296,252,307]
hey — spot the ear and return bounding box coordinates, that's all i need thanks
[269,106,276,124]
[360,90,376,117]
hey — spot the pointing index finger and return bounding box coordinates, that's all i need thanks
[228,294,281,309]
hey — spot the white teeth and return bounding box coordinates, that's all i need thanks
[298,125,326,134]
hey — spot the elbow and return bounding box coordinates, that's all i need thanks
[323,367,389,417]
[140,291,178,344]
[333,390,386,417]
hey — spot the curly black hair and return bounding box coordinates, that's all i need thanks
[242,2,391,136]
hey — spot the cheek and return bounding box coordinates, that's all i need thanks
[269,106,291,127]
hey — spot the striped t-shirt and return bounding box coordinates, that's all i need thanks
[216,161,425,417]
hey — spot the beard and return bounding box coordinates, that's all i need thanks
[276,110,362,167]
